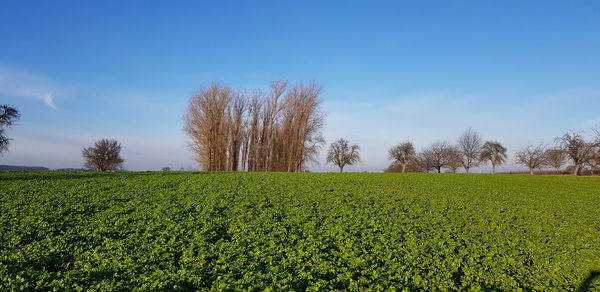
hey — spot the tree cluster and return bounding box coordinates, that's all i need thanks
[386,129,507,174]
[183,81,325,172]
[516,129,600,175]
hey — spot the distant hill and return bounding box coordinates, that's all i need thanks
[0,165,50,171]
[55,168,92,172]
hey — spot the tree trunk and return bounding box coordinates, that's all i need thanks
[401,163,406,173]
[465,167,470,174]
[437,167,441,173]
[573,164,580,176]
[339,166,344,173]
[529,168,534,175]
[492,164,496,174]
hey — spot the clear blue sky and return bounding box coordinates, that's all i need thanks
[1,1,599,171]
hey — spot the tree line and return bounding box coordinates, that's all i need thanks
[2,95,599,175]
[384,129,508,174]
[514,129,600,175]
[383,128,600,175]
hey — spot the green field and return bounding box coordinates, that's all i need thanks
[1,172,599,291]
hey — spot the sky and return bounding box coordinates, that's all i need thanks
[1,1,599,172]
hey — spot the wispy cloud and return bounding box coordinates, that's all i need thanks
[42,93,58,110]
[0,66,60,110]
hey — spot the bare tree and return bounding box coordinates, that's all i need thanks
[515,144,546,175]
[587,149,600,175]
[421,141,454,173]
[161,167,171,171]
[446,146,462,173]
[592,127,600,175]
[555,130,598,175]
[245,92,263,172]
[279,82,326,172]
[388,142,415,173]
[301,133,326,170]
[384,156,427,173]
[227,92,247,171]
[82,139,124,172]
[326,138,360,173]
[0,105,20,156]
[258,80,286,171]
[456,128,483,173]
[544,148,567,173]
[480,141,507,174]
[184,83,232,171]
[414,152,436,173]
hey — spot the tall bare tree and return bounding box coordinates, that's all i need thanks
[258,80,286,171]
[544,148,567,173]
[388,142,415,173]
[82,139,124,172]
[326,138,360,173]
[421,141,454,173]
[245,92,263,172]
[555,130,598,175]
[0,105,20,156]
[456,128,483,173]
[278,82,326,172]
[515,144,546,175]
[227,92,247,171]
[184,81,325,172]
[184,83,232,171]
[480,141,507,174]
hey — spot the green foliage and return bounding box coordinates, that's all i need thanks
[1,172,599,290]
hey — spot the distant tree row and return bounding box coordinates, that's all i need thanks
[515,129,600,175]
[386,129,507,174]
[183,81,325,172]
[4,102,599,175]
[385,128,600,175]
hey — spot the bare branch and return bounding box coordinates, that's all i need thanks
[0,105,20,155]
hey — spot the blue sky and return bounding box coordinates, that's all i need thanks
[1,1,599,171]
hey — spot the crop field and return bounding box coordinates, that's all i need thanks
[1,172,599,290]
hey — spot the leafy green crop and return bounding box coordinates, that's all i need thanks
[1,171,599,290]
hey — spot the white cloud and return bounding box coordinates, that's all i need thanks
[0,66,60,110]
[42,93,58,110]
